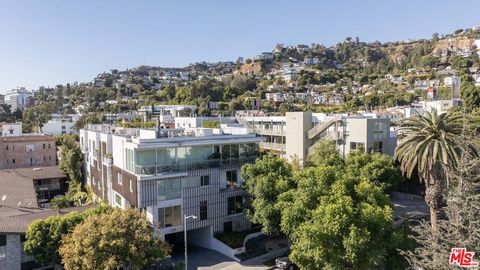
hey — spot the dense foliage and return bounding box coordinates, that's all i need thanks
[242,141,406,269]
[59,208,170,270]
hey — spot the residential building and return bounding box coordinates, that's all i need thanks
[0,171,88,270]
[421,99,460,114]
[79,124,261,244]
[138,105,197,120]
[4,88,33,111]
[42,114,80,135]
[0,132,56,170]
[237,112,397,166]
[0,166,67,208]
[0,123,22,137]
[265,92,285,103]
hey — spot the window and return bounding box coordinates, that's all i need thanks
[158,205,181,228]
[42,144,46,149]
[48,156,51,161]
[29,158,34,165]
[5,145,8,151]
[371,142,383,153]
[157,178,182,200]
[9,130,13,134]
[12,159,15,164]
[350,142,364,151]
[26,144,35,152]
[115,193,122,207]
[227,196,243,215]
[43,156,46,161]
[200,200,208,220]
[20,235,26,243]
[125,149,134,172]
[118,173,123,185]
[48,144,51,149]
[0,234,5,246]
[226,170,237,188]
[129,179,134,192]
[200,175,210,186]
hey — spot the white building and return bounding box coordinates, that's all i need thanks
[4,88,33,111]
[0,123,22,137]
[42,114,80,135]
[237,112,397,166]
[79,124,261,249]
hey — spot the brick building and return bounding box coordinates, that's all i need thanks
[0,135,56,170]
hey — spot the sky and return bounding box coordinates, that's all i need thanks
[0,0,480,92]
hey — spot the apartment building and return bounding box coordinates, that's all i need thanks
[3,88,33,111]
[238,112,397,165]
[0,123,22,137]
[0,132,56,170]
[42,113,80,135]
[79,124,261,243]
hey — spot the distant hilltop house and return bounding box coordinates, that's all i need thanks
[252,52,274,62]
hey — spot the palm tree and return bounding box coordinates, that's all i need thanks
[395,111,478,229]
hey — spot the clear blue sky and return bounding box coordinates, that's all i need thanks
[1,0,479,92]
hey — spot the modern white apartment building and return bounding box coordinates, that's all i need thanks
[42,114,80,135]
[237,112,397,165]
[79,125,261,243]
[4,88,33,111]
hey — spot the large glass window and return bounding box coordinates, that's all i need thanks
[158,178,182,200]
[136,150,156,166]
[226,170,238,188]
[125,149,134,172]
[194,145,213,161]
[159,205,181,228]
[227,196,243,215]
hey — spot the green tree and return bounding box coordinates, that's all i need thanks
[307,139,344,168]
[288,173,394,269]
[24,206,111,267]
[460,83,480,109]
[59,208,170,270]
[395,112,477,229]
[59,135,83,182]
[202,120,220,128]
[241,154,295,234]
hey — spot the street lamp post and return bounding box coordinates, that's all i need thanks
[184,215,197,270]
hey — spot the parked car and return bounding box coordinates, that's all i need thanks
[275,256,298,270]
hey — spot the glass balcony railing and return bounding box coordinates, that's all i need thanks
[134,157,257,175]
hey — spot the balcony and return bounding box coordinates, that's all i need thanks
[134,157,257,175]
[35,183,61,191]
[259,142,286,151]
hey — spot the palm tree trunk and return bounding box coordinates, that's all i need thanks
[424,167,446,230]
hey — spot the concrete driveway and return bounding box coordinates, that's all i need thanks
[171,245,271,270]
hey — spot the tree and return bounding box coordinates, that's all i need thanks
[395,112,478,229]
[241,154,295,235]
[402,159,480,269]
[460,83,480,109]
[307,139,343,168]
[287,170,394,269]
[59,208,170,270]
[276,148,406,269]
[24,206,111,267]
[59,135,83,183]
